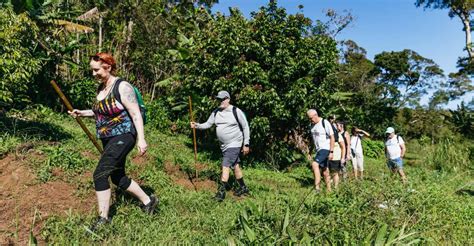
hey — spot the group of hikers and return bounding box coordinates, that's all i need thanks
[68,52,407,231]
[305,110,407,194]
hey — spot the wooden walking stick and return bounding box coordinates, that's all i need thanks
[188,96,198,178]
[50,80,103,154]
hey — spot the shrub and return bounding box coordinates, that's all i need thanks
[362,139,385,159]
[0,7,42,107]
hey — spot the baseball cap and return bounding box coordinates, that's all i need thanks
[385,127,395,134]
[216,90,230,99]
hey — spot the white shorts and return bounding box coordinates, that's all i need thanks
[351,152,364,171]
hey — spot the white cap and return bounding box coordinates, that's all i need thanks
[385,127,395,134]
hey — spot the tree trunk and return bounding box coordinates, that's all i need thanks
[124,20,133,59]
[76,33,80,63]
[98,15,103,53]
[459,11,473,60]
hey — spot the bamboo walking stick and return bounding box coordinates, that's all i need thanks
[188,96,198,178]
[50,80,103,154]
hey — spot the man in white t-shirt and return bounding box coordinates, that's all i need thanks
[307,109,335,192]
[384,127,407,183]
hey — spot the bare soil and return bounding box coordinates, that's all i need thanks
[164,161,216,192]
[0,153,94,245]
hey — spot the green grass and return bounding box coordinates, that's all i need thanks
[2,108,473,244]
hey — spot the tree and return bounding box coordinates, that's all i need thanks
[170,1,339,167]
[374,49,444,107]
[449,101,474,138]
[415,0,474,60]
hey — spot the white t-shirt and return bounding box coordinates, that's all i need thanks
[310,119,334,151]
[350,134,363,154]
[385,135,405,159]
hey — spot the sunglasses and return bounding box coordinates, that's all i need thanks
[90,55,111,65]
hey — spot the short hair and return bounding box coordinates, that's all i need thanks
[307,109,318,116]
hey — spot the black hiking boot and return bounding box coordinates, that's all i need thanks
[142,194,159,215]
[214,189,226,202]
[89,216,110,232]
[233,186,250,197]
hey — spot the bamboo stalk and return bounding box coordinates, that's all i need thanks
[50,80,103,154]
[188,96,198,179]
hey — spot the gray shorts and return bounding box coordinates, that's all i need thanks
[222,147,241,168]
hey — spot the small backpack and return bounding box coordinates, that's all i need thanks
[113,78,147,124]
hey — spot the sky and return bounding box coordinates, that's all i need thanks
[212,0,473,108]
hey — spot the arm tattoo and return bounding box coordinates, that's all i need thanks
[123,84,137,104]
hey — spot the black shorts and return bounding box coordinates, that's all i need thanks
[328,160,342,171]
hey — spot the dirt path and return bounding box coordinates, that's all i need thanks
[164,162,216,192]
[0,153,94,245]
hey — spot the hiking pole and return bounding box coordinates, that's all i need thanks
[188,96,198,179]
[50,80,103,154]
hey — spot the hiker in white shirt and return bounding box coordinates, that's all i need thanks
[350,127,370,179]
[384,127,407,183]
[306,109,335,193]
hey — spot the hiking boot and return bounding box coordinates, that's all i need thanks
[233,186,250,197]
[142,194,159,215]
[214,189,226,202]
[89,216,110,232]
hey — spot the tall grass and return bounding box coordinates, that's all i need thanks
[423,139,472,172]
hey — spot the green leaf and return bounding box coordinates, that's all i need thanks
[281,207,290,236]
[374,224,388,246]
[241,216,256,242]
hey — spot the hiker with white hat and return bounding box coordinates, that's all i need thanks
[384,127,407,183]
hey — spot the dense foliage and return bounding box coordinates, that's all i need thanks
[0,8,41,106]
[0,0,472,167]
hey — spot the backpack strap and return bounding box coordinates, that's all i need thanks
[321,119,330,139]
[232,106,244,133]
[342,130,348,147]
[397,135,400,144]
[112,78,124,104]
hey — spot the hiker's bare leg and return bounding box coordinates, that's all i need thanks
[126,180,151,205]
[311,161,321,190]
[352,160,358,179]
[333,172,340,189]
[234,164,243,179]
[323,168,331,192]
[398,169,407,184]
[221,166,231,182]
[360,170,364,179]
[96,189,111,218]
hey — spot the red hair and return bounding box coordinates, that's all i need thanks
[90,52,117,74]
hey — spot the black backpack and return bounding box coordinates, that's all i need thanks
[321,119,339,143]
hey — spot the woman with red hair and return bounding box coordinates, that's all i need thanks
[69,52,158,231]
